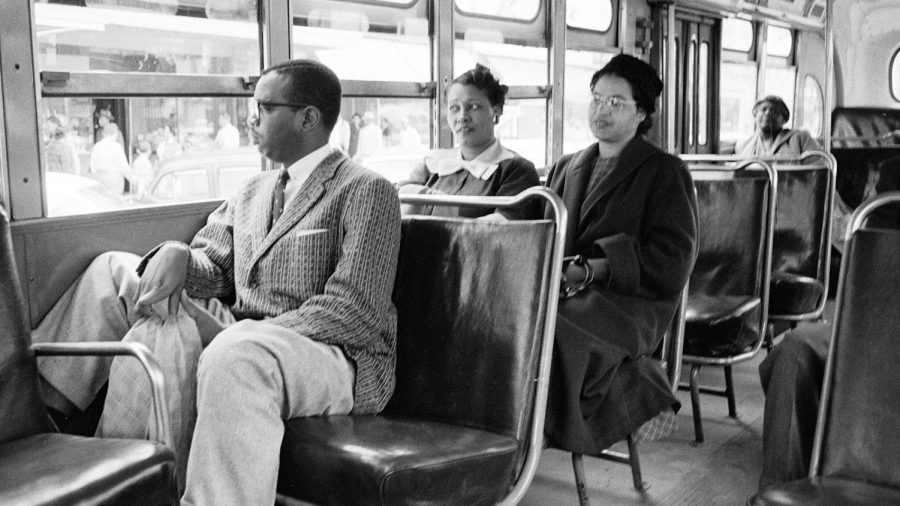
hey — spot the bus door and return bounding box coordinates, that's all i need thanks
[673,12,718,154]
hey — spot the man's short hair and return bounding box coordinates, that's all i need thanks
[262,59,342,132]
[753,95,791,123]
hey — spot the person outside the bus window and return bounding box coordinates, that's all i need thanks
[355,110,383,158]
[90,123,134,195]
[397,64,541,220]
[542,54,698,455]
[31,59,401,505]
[131,139,154,195]
[43,115,82,176]
[214,112,240,149]
[348,112,362,157]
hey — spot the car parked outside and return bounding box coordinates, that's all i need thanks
[143,146,265,204]
[45,172,133,216]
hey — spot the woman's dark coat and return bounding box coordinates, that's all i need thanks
[544,135,698,454]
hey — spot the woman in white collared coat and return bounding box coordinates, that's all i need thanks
[398,64,541,220]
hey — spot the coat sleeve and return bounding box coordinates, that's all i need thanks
[137,198,237,301]
[494,157,542,220]
[269,176,401,348]
[598,155,698,298]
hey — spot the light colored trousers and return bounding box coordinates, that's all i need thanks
[33,251,356,505]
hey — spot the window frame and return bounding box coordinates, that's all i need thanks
[891,47,900,103]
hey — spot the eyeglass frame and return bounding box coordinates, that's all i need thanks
[590,94,638,112]
[248,99,310,124]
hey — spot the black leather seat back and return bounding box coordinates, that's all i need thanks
[771,165,829,279]
[819,228,900,487]
[386,217,553,441]
[831,107,900,208]
[689,172,769,298]
[0,207,54,444]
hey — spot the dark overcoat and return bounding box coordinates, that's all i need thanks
[543,135,698,454]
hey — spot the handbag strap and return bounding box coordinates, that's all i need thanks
[560,255,594,299]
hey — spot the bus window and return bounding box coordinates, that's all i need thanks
[455,0,540,21]
[892,49,900,102]
[566,0,613,32]
[563,50,615,155]
[698,42,709,146]
[720,63,758,143]
[340,98,430,183]
[291,1,429,82]
[498,98,547,166]
[764,67,797,128]
[39,96,259,214]
[34,1,259,76]
[802,75,823,137]
[722,18,753,53]
[454,36,547,87]
[767,25,794,58]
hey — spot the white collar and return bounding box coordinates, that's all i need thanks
[424,139,515,180]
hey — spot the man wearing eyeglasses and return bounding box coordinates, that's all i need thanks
[32,59,401,505]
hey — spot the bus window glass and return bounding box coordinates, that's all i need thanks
[764,66,797,127]
[340,98,430,183]
[721,18,753,53]
[566,0,613,32]
[454,40,548,87]
[687,39,695,147]
[39,96,261,215]
[455,0,540,21]
[892,50,900,102]
[698,42,709,146]
[801,75,823,137]
[766,25,793,58]
[291,2,430,82]
[34,1,259,76]
[563,50,615,155]
[497,98,547,166]
[720,62,757,143]
[0,68,5,210]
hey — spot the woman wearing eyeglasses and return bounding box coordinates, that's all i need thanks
[398,64,541,220]
[543,54,698,456]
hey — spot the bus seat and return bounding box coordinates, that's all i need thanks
[753,193,900,505]
[679,159,776,443]
[276,189,565,506]
[830,107,900,208]
[0,207,178,505]
[764,153,836,348]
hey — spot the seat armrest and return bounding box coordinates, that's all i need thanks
[31,342,172,450]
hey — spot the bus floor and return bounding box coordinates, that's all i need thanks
[523,302,837,506]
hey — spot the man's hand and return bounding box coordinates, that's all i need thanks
[134,243,191,317]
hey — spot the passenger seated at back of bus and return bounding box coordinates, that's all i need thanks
[397,64,541,220]
[542,54,698,454]
[31,59,401,506]
[736,95,819,156]
[738,95,853,254]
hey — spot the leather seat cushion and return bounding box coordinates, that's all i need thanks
[0,432,177,505]
[769,273,824,316]
[751,476,900,505]
[684,294,761,357]
[278,415,519,506]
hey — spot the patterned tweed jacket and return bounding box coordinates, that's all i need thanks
[158,150,401,414]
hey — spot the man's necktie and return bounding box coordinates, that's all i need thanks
[270,169,290,230]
